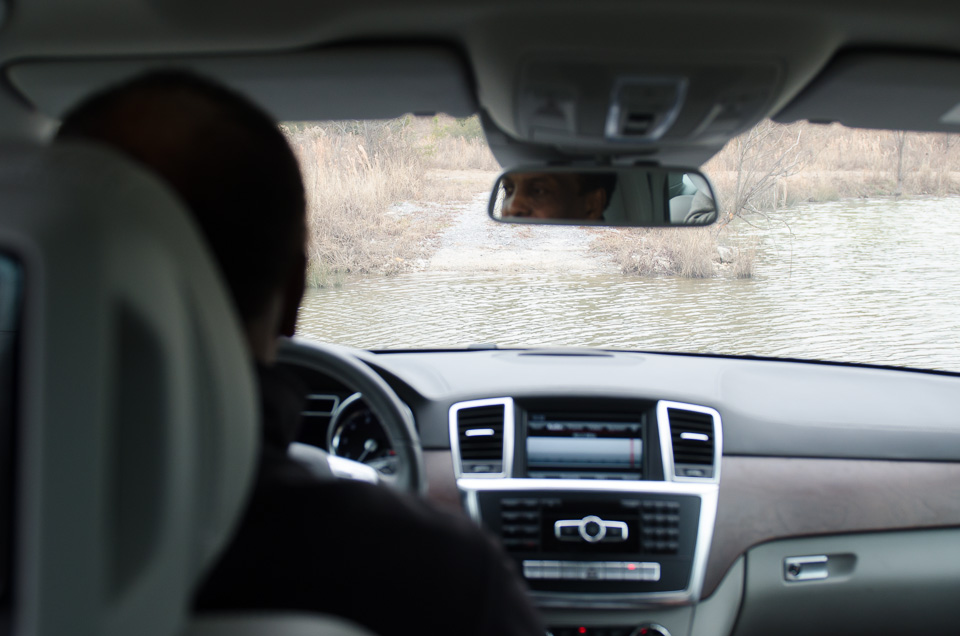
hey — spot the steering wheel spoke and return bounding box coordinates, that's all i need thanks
[277,338,426,494]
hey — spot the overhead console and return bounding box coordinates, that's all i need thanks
[449,397,721,608]
[510,56,782,150]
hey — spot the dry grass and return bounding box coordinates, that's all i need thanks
[416,115,501,172]
[596,120,960,279]
[704,121,960,218]
[590,227,750,278]
[731,245,756,279]
[285,115,960,284]
[283,116,499,287]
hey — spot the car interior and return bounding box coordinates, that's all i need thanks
[1,1,960,636]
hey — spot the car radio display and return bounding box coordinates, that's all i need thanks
[526,416,643,479]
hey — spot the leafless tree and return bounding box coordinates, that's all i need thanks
[720,120,806,227]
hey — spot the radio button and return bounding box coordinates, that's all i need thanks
[623,562,643,581]
[503,511,540,523]
[642,563,662,582]
[559,526,579,540]
[601,520,629,541]
[554,520,581,540]
[502,538,539,550]
[503,524,539,539]
[582,562,605,580]
[579,516,607,543]
[604,562,624,581]
[583,521,602,539]
[541,560,562,579]
[561,561,582,580]
[522,560,543,579]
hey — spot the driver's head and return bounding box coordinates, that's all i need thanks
[56,70,306,363]
[501,171,616,221]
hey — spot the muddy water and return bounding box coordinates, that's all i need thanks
[297,197,960,372]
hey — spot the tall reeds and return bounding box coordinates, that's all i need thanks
[283,116,497,286]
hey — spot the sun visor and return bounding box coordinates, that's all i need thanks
[774,51,960,132]
[6,46,477,121]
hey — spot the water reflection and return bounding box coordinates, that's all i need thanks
[298,197,960,371]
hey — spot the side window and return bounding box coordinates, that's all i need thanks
[0,254,22,610]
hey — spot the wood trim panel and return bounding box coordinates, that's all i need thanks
[704,456,960,598]
[421,452,960,599]
[423,449,467,515]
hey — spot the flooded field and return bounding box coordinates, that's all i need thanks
[298,197,960,372]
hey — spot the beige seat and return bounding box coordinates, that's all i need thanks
[0,142,373,636]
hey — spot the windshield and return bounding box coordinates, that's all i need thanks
[287,117,960,372]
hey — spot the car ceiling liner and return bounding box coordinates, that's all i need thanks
[5,45,477,122]
[774,50,960,133]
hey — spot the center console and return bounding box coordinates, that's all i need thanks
[450,396,721,623]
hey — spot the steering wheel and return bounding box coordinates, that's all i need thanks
[277,338,426,494]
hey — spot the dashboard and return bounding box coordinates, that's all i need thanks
[281,345,960,636]
[451,397,720,611]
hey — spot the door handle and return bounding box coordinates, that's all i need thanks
[784,555,829,581]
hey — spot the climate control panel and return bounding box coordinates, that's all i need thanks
[524,559,661,581]
[474,489,701,596]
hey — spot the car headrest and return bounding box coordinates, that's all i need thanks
[0,142,257,636]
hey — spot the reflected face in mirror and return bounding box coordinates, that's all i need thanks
[490,166,718,227]
[500,172,613,221]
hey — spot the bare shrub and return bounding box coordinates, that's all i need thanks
[708,120,807,224]
[592,228,722,278]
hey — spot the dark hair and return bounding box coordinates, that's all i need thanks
[579,172,618,210]
[56,70,306,325]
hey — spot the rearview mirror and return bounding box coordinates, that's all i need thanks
[489,166,719,227]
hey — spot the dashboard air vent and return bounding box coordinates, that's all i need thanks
[455,402,507,475]
[665,406,717,480]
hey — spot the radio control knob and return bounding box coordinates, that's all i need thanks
[579,515,607,542]
[633,624,672,636]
